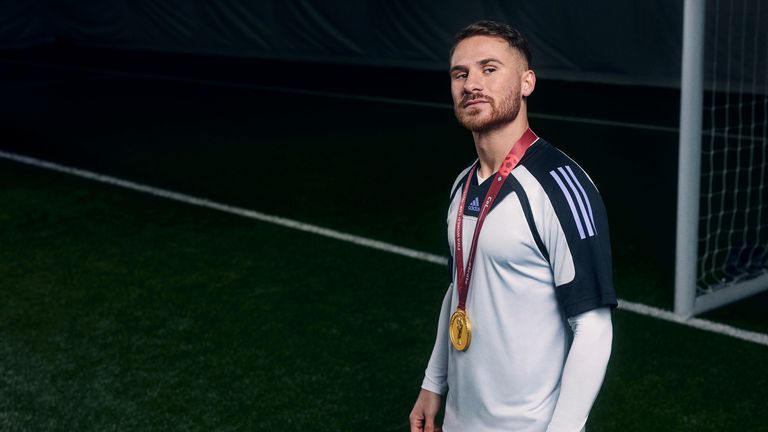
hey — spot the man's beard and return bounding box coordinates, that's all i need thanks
[454,89,521,133]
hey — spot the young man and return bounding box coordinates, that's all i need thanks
[409,21,617,432]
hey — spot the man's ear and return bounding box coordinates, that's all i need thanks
[521,69,536,97]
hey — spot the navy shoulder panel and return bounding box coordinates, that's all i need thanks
[520,139,603,241]
[521,139,617,317]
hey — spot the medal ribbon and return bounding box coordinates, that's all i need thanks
[454,128,538,311]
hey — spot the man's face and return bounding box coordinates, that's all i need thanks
[449,35,532,132]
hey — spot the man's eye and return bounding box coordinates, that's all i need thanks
[483,68,496,74]
[454,73,467,79]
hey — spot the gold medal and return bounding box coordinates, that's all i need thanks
[449,308,472,351]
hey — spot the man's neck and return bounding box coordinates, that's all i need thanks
[473,115,530,179]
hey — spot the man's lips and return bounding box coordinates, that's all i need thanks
[464,99,488,107]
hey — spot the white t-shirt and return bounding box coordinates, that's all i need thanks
[422,138,617,432]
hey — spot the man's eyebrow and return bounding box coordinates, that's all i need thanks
[478,58,504,66]
[449,58,504,74]
[449,65,468,74]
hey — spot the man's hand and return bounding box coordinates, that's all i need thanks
[409,388,443,432]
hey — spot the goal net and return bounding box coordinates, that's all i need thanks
[676,0,768,317]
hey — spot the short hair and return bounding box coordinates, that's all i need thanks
[449,20,532,68]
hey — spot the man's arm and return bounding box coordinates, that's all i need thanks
[410,284,452,432]
[546,307,613,432]
[409,388,443,432]
[421,283,452,394]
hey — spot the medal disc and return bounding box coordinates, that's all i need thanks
[449,309,472,351]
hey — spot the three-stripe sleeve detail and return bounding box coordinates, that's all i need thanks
[564,165,597,235]
[549,166,597,239]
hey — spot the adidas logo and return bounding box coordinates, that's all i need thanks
[468,197,481,212]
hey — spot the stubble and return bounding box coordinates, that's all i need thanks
[454,88,521,133]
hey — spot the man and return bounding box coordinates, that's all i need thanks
[409,21,617,432]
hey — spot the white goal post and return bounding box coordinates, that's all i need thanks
[675,0,768,318]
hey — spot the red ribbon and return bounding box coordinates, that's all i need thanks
[454,128,538,310]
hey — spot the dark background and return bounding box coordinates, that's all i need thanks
[1,1,767,431]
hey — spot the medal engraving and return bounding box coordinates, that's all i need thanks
[449,309,472,351]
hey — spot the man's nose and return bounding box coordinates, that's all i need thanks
[463,71,483,94]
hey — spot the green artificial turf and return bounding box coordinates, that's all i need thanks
[2,155,768,431]
[0,160,445,431]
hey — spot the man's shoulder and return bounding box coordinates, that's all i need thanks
[517,137,609,245]
[520,138,600,196]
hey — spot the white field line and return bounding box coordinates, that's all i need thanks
[617,299,768,346]
[0,151,446,266]
[2,149,767,347]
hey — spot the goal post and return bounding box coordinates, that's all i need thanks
[675,0,768,318]
[675,0,707,318]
